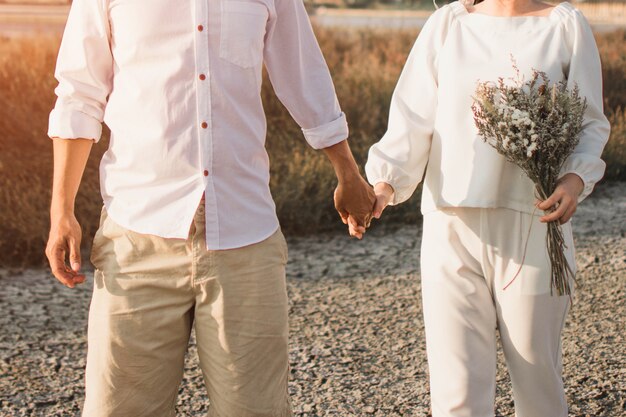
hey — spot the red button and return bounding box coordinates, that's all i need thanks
[201,122,208,129]
[199,74,206,81]
[197,25,204,32]
[203,170,209,177]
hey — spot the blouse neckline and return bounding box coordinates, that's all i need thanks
[449,1,574,32]
[452,1,570,21]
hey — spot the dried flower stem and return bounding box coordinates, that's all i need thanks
[535,185,576,297]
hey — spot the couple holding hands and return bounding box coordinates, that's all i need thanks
[46,0,608,415]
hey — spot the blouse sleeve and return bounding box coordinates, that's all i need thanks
[558,7,611,202]
[364,6,454,206]
[47,0,113,143]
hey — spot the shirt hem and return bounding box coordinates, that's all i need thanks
[206,223,281,251]
[103,196,282,250]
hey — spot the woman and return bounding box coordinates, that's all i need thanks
[362,0,610,416]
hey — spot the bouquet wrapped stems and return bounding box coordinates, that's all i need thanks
[502,182,575,297]
[534,184,575,297]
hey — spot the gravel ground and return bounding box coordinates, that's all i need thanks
[1,182,624,416]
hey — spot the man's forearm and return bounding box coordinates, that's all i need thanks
[324,139,376,234]
[51,138,94,216]
[322,140,362,183]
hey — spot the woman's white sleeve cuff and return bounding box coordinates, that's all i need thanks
[365,174,415,206]
[558,154,606,202]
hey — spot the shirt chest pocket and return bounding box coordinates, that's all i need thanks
[220,1,269,69]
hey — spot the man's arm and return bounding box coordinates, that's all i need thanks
[46,139,93,288]
[323,141,376,239]
[262,0,374,235]
[46,0,112,286]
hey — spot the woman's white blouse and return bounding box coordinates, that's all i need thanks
[365,1,610,214]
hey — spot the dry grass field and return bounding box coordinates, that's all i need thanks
[0,28,624,267]
[576,1,626,24]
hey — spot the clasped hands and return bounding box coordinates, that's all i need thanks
[334,179,394,239]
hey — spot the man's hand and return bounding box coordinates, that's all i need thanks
[46,212,86,288]
[537,173,584,224]
[346,182,394,238]
[322,140,377,238]
[334,175,376,239]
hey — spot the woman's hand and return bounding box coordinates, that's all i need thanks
[537,173,584,224]
[373,182,395,219]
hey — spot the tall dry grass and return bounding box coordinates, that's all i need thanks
[595,30,626,180]
[0,28,624,267]
[576,1,626,24]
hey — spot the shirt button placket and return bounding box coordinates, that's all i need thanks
[195,5,211,181]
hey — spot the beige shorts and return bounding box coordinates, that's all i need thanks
[84,200,292,417]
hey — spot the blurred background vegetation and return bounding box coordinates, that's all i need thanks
[0,23,624,267]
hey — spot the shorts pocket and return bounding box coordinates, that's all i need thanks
[277,229,289,265]
[89,208,138,273]
[219,1,268,69]
[89,206,108,270]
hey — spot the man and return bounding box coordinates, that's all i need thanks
[45,0,374,415]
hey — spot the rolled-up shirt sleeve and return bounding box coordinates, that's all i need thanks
[263,0,347,150]
[365,7,452,206]
[559,9,611,202]
[48,0,113,143]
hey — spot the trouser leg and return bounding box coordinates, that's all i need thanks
[83,208,195,417]
[497,294,569,417]
[488,210,574,417]
[192,227,292,417]
[420,209,497,417]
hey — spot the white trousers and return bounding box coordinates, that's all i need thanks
[420,207,576,417]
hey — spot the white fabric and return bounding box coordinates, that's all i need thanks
[421,207,574,417]
[48,0,347,250]
[366,1,610,212]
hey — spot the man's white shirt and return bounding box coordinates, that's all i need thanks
[48,0,348,249]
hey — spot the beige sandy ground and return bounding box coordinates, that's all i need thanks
[1,181,624,416]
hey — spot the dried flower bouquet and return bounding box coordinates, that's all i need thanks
[472,61,587,296]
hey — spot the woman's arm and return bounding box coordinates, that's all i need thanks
[364,6,455,209]
[539,7,611,224]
